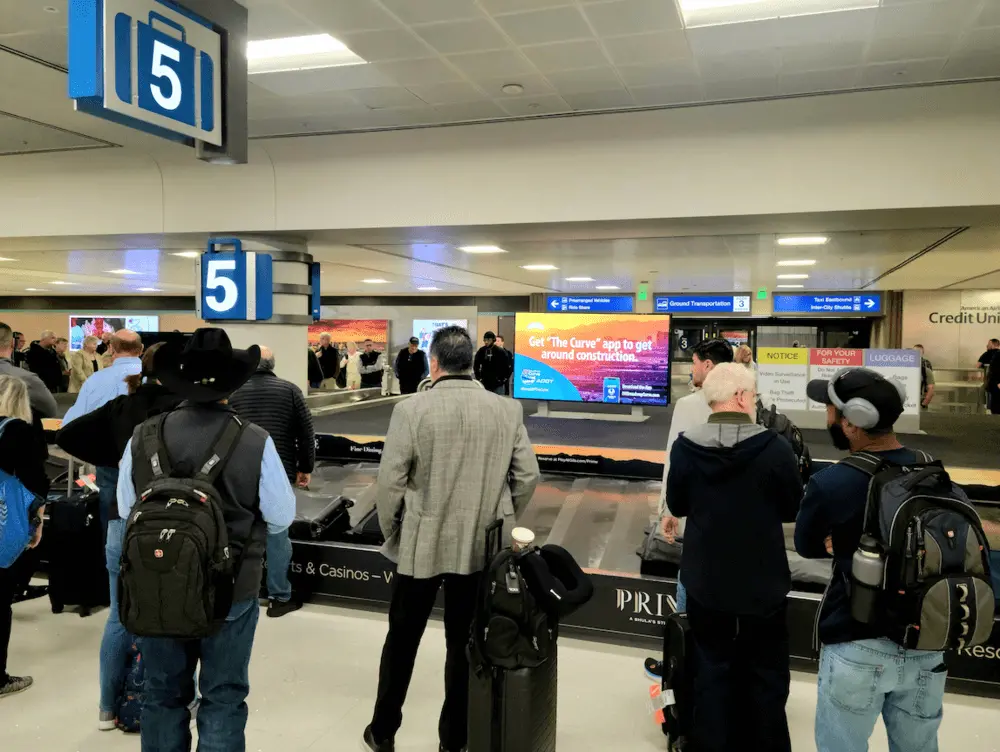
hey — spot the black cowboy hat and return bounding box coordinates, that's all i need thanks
[154,328,260,403]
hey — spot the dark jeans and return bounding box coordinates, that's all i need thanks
[371,573,479,751]
[688,597,791,752]
[0,559,16,682]
[95,465,119,546]
[988,384,1000,415]
[140,599,259,752]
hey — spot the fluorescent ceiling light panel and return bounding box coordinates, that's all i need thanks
[0,257,15,262]
[521,264,558,271]
[459,245,507,254]
[362,278,390,284]
[777,236,829,246]
[50,280,76,286]
[247,34,365,75]
[172,251,200,258]
[680,0,878,29]
[565,277,595,282]
[595,285,621,290]
[417,286,440,291]
[109,268,140,275]
[777,273,810,280]
[777,284,805,289]
[137,287,161,292]
[777,259,817,267]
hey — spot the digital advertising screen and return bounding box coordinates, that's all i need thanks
[513,313,671,406]
[308,319,389,350]
[412,319,469,352]
[68,315,160,350]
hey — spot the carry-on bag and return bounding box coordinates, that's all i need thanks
[659,597,694,752]
[288,488,353,541]
[46,490,109,616]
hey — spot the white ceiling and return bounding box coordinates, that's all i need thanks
[2,0,1000,138]
[0,225,997,297]
[0,110,112,154]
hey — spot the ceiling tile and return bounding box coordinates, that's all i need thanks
[521,39,610,73]
[479,74,555,98]
[779,67,860,95]
[699,50,780,81]
[545,66,625,94]
[414,18,509,54]
[629,83,705,106]
[875,0,981,37]
[349,87,425,109]
[479,0,571,12]
[251,65,395,95]
[492,6,593,45]
[780,42,866,73]
[704,77,778,101]
[247,3,319,39]
[771,8,878,46]
[333,107,440,130]
[602,30,690,66]
[0,30,68,67]
[562,89,636,111]
[866,33,957,63]
[975,2,1000,28]
[378,0,484,25]
[447,48,537,81]
[374,57,465,86]
[340,28,433,61]
[408,81,487,104]
[432,100,510,121]
[275,92,369,117]
[686,20,779,56]
[941,52,1000,80]
[581,0,683,37]
[861,58,947,86]
[496,94,570,116]
[0,113,106,155]
[960,26,1000,55]
[616,60,700,87]
[287,0,399,33]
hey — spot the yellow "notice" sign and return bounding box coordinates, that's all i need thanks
[757,347,808,365]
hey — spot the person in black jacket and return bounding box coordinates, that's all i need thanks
[25,330,62,394]
[496,335,514,395]
[230,346,315,617]
[315,333,341,389]
[0,375,50,699]
[359,339,385,390]
[666,363,801,752]
[473,332,508,395]
[394,337,428,395]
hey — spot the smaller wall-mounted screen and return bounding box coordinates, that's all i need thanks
[68,315,160,350]
[412,319,469,352]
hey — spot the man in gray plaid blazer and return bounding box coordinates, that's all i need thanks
[364,326,539,752]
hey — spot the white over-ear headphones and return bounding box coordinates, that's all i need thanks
[826,368,907,430]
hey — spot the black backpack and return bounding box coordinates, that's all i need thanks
[756,399,812,485]
[843,451,995,651]
[119,414,245,639]
[470,521,555,673]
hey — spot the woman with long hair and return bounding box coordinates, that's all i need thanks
[0,375,49,698]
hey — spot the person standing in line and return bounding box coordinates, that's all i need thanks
[796,368,948,752]
[0,324,57,421]
[230,346,315,618]
[495,335,514,395]
[913,345,936,409]
[308,347,324,389]
[54,338,71,393]
[978,339,999,412]
[96,331,113,356]
[0,376,49,699]
[473,331,508,396]
[315,332,341,389]
[11,332,26,369]
[69,335,104,393]
[394,337,429,395]
[341,342,362,390]
[117,329,295,752]
[362,326,539,752]
[359,339,386,390]
[25,330,62,394]
[645,338,733,680]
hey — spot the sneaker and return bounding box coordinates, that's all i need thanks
[361,725,394,752]
[267,598,303,618]
[0,675,33,698]
[98,710,116,730]
[644,657,663,682]
[12,585,48,604]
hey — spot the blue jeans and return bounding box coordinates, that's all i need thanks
[141,599,260,752]
[266,530,293,602]
[96,466,119,545]
[100,518,133,713]
[675,579,687,612]
[816,638,947,752]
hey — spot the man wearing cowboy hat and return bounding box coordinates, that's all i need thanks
[116,329,295,751]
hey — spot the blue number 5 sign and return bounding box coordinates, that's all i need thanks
[198,239,273,322]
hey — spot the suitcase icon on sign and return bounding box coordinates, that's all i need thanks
[113,10,215,134]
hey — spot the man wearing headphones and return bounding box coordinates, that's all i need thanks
[795,368,946,752]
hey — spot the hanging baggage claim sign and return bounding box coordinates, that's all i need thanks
[68,0,249,163]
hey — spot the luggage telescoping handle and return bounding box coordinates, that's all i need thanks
[148,11,187,43]
[484,519,503,570]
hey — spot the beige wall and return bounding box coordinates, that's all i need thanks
[902,291,1000,369]
[0,311,199,342]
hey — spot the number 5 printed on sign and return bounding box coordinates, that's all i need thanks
[136,11,196,127]
[197,238,274,322]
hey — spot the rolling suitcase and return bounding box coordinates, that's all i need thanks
[660,599,694,751]
[46,491,108,616]
[288,488,353,541]
[342,507,385,545]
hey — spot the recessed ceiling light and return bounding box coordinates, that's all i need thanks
[50,281,76,286]
[43,5,59,12]
[521,264,558,271]
[565,277,595,282]
[777,284,805,289]
[362,278,390,284]
[137,287,162,292]
[595,285,621,290]
[777,259,817,267]
[459,245,506,254]
[777,274,810,280]
[25,288,47,292]
[172,251,200,258]
[680,0,878,29]
[777,236,829,246]
[109,269,140,275]
[417,286,440,291]
[247,34,365,74]
[501,83,525,96]
[0,257,15,262]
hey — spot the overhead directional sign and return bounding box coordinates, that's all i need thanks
[197,237,273,322]
[773,293,883,316]
[655,294,752,315]
[546,295,634,313]
[68,0,248,163]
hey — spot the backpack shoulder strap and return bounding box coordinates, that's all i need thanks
[840,451,884,477]
[915,450,934,464]
[140,413,172,479]
[194,415,247,485]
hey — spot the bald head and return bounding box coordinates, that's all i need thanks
[259,346,275,372]
[110,329,143,359]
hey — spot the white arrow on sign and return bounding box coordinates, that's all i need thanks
[550,300,560,309]
[864,299,875,309]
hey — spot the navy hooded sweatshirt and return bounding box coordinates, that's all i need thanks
[667,412,803,616]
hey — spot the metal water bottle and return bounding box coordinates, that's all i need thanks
[850,534,885,624]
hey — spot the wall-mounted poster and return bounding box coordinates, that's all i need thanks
[412,319,469,352]
[308,319,389,350]
[68,315,160,350]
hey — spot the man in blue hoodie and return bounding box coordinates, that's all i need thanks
[667,363,802,752]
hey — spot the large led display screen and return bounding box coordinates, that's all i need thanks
[308,320,389,350]
[412,319,469,352]
[68,315,160,350]
[513,313,671,406]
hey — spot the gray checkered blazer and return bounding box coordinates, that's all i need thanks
[377,378,540,578]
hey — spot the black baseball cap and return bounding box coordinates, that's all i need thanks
[408,336,419,345]
[806,367,905,431]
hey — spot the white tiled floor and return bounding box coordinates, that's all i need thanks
[2,596,997,751]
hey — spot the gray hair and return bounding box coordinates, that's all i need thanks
[430,326,474,375]
[40,329,55,340]
[83,335,100,348]
[702,362,757,406]
[259,345,275,372]
[0,323,12,351]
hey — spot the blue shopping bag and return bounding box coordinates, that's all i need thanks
[136,11,197,128]
[0,419,41,569]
